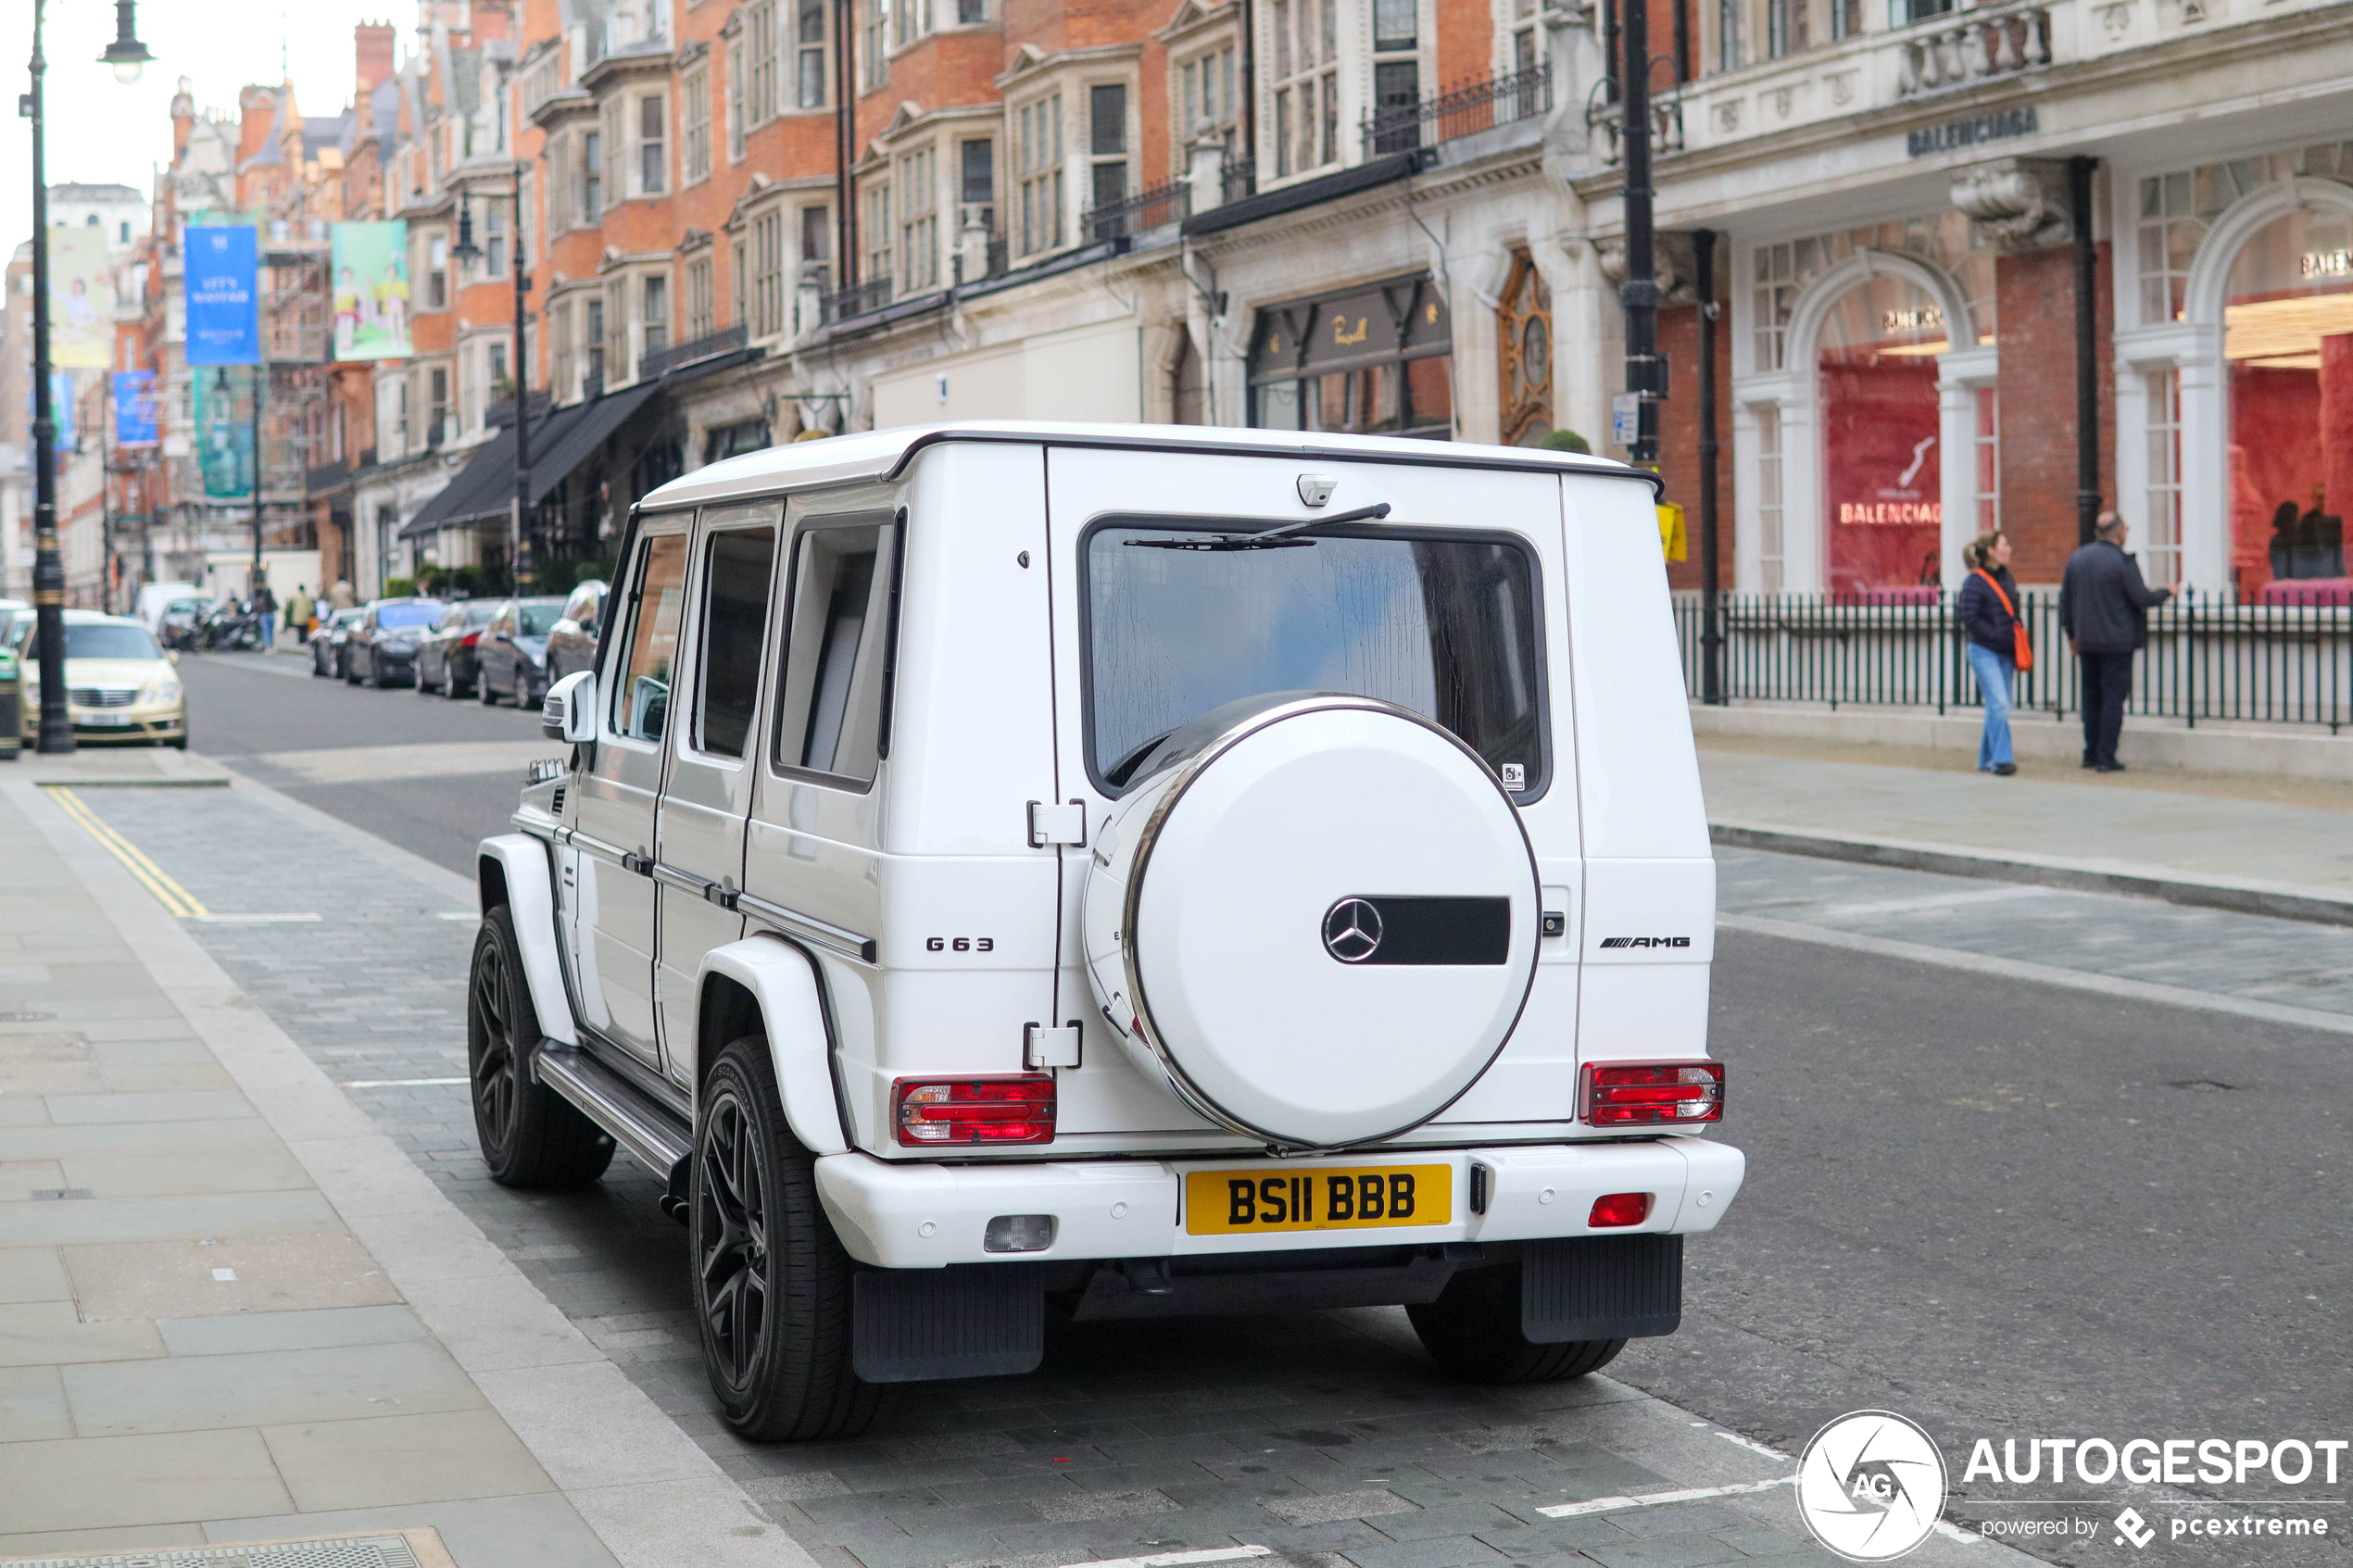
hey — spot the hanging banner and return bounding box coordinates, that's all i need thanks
[331,220,412,360]
[185,224,260,366]
[113,370,158,447]
[50,372,75,451]
[193,366,255,499]
[46,227,115,370]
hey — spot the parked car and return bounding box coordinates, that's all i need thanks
[471,423,1740,1443]
[474,595,567,708]
[12,608,186,747]
[343,597,447,687]
[311,607,364,677]
[544,579,607,683]
[157,596,212,651]
[416,599,505,698]
[134,581,204,635]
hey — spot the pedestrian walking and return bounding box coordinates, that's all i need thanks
[2058,511,2171,773]
[251,580,277,650]
[328,580,357,612]
[285,584,314,645]
[1957,530,2028,776]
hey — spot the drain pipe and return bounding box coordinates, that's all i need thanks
[2070,155,2100,546]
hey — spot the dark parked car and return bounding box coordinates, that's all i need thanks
[415,599,504,698]
[311,607,364,677]
[344,597,447,687]
[476,596,568,708]
[544,579,607,684]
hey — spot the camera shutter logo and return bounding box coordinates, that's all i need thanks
[1795,1411,1948,1562]
[1321,898,1384,963]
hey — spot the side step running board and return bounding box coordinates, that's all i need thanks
[535,1046,693,1184]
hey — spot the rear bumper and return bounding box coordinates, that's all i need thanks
[814,1137,1743,1269]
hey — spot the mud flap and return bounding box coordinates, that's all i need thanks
[852,1262,1046,1383]
[1521,1234,1682,1342]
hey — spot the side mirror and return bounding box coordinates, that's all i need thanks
[545,670,597,744]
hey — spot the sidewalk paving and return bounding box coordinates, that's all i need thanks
[0,769,806,1567]
[1696,734,2353,919]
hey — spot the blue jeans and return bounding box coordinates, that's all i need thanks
[1968,643,2015,769]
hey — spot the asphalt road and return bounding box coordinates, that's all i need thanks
[179,645,555,874]
[165,658,2353,1564]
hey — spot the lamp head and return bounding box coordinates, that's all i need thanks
[100,2,156,85]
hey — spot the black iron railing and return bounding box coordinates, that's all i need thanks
[1363,65,1552,158]
[1673,590,2353,733]
[640,323,749,379]
[819,277,893,325]
[1081,179,1193,243]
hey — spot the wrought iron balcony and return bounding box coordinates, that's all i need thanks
[1080,179,1193,244]
[1361,65,1552,159]
[819,278,894,325]
[639,324,749,380]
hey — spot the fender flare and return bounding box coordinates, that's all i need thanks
[700,936,849,1156]
[477,834,578,1047]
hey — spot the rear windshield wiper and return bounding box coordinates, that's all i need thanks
[1125,503,1392,551]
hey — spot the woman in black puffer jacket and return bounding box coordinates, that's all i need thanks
[1957,532,2024,776]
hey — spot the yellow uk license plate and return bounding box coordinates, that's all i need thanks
[1184,1164,1452,1236]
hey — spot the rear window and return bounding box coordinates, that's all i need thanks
[376,602,443,629]
[66,623,162,661]
[515,598,566,636]
[1085,520,1546,798]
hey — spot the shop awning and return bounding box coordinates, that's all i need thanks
[400,383,660,540]
[514,381,663,510]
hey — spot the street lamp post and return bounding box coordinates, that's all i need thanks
[24,0,152,753]
[450,165,534,592]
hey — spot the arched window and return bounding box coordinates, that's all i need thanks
[2223,204,2353,590]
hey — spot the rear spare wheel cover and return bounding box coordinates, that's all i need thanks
[1083,696,1540,1148]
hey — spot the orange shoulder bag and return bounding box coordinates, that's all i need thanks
[1971,569,2032,672]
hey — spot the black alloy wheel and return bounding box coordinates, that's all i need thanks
[692,1037,880,1441]
[465,906,614,1188]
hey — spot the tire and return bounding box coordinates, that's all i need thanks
[1406,1261,1628,1385]
[445,663,465,699]
[480,666,500,705]
[166,733,188,751]
[692,1036,882,1442]
[343,652,359,685]
[467,906,615,1188]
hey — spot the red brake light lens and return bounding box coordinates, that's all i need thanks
[1589,1191,1654,1227]
[1582,1060,1724,1126]
[893,1075,1056,1146]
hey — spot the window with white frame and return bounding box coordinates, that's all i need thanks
[900,146,938,291]
[957,0,986,21]
[1015,93,1064,257]
[606,280,629,382]
[727,41,747,158]
[864,181,893,285]
[861,0,887,87]
[800,204,832,288]
[894,0,931,49]
[552,298,576,397]
[522,51,562,117]
[958,142,993,235]
[749,1,779,122]
[753,208,786,335]
[1508,0,1539,74]
[1367,0,1414,165]
[1088,84,1128,221]
[1718,0,1743,68]
[489,339,509,403]
[643,272,670,360]
[484,202,508,277]
[581,123,605,220]
[797,0,828,107]
[731,235,749,327]
[2144,369,2183,588]
[586,294,607,384]
[637,93,667,195]
[1756,404,1784,593]
[1973,387,1998,533]
[1272,0,1340,178]
[686,256,715,339]
[684,67,711,182]
[1177,44,1238,168]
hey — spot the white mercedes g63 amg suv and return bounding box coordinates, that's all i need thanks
[472,421,1741,1442]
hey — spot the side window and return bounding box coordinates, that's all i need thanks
[695,525,778,759]
[773,519,897,785]
[611,533,690,743]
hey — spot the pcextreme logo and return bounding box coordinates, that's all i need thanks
[1796,1411,1949,1562]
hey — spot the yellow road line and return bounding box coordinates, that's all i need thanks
[42,786,212,919]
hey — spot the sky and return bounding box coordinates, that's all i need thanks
[0,0,399,251]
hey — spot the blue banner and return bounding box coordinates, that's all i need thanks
[51,372,74,449]
[113,370,157,447]
[185,225,259,365]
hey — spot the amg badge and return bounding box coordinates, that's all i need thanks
[1599,936,1692,949]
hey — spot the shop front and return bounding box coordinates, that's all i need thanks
[1248,273,1455,439]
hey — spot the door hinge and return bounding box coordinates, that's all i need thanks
[1026,799,1087,848]
[1024,1021,1082,1070]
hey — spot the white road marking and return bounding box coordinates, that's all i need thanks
[1714,1428,1792,1460]
[1053,1549,1273,1568]
[1719,913,2353,1038]
[436,911,479,921]
[343,1076,470,1088]
[190,912,322,922]
[1537,1474,1797,1518]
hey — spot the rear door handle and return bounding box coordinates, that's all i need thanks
[621,851,654,876]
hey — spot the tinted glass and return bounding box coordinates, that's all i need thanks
[464,602,503,625]
[376,602,443,629]
[773,520,893,784]
[613,534,689,742]
[1086,524,1544,796]
[696,528,778,758]
[65,623,163,661]
[515,598,567,636]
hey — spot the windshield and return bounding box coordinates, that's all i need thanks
[1086,521,1545,797]
[165,598,204,614]
[460,602,503,627]
[65,622,163,661]
[375,602,443,629]
[515,597,566,637]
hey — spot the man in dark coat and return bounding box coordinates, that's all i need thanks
[2058,511,2171,772]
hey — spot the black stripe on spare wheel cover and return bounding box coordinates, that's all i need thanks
[1341,896,1511,965]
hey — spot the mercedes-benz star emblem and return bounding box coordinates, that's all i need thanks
[1322,898,1384,963]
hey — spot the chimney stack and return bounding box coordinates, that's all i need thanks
[355,22,397,99]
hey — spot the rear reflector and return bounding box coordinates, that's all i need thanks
[894,1075,1056,1146]
[1588,1191,1654,1227]
[1581,1060,1724,1126]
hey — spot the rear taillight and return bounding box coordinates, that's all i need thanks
[1581,1060,1724,1126]
[893,1075,1056,1146]
[1589,1191,1654,1227]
